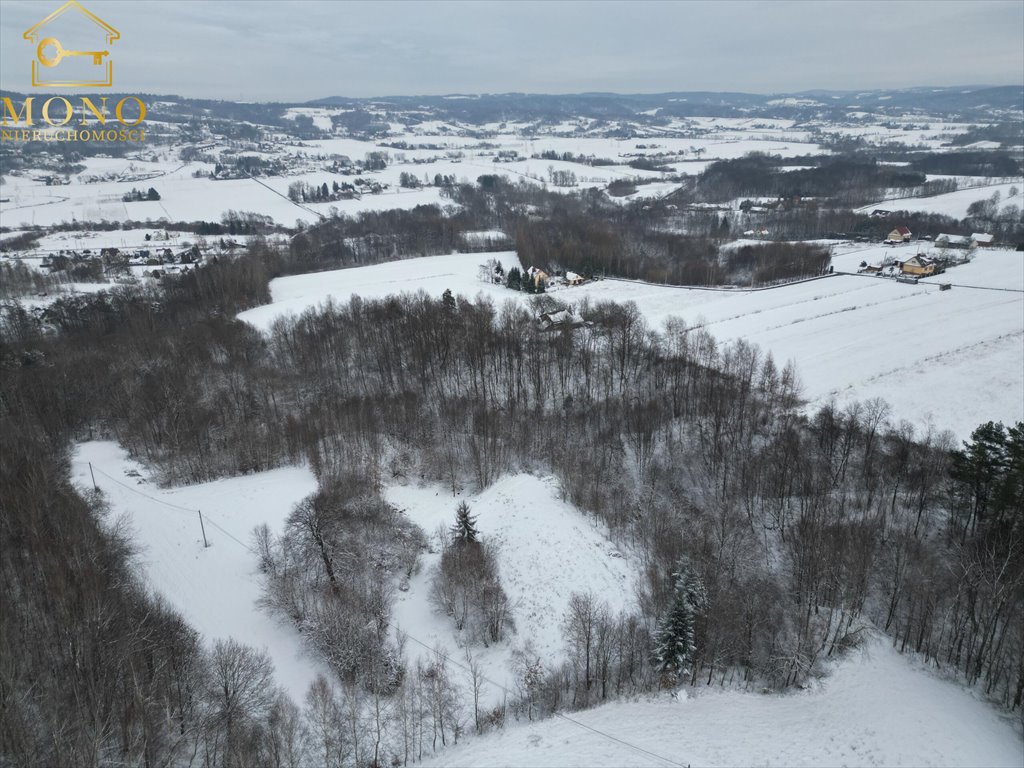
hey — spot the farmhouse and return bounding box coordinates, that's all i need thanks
[565,271,584,286]
[526,266,549,288]
[886,226,912,243]
[899,254,937,276]
[971,233,995,247]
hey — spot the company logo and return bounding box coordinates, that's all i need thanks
[24,0,119,88]
[3,1,145,143]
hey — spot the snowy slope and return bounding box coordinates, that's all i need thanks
[70,441,323,703]
[385,475,637,703]
[419,634,1024,768]
[238,250,1024,439]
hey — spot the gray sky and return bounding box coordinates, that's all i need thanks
[1,0,1022,101]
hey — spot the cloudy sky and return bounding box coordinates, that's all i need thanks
[1,0,1021,101]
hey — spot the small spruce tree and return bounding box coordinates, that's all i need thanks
[451,501,479,544]
[653,559,704,686]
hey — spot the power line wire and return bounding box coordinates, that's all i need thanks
[82,462,257,554]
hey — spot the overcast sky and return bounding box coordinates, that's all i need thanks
[1,0,1022,101]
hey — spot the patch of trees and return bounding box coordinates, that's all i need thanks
[330,110,391,139]
[514,207,828,286]
[219,209,277,235]
[724,242,830,285]
[289,204,466,272]
[288,179,356,203]
[908,151,1022,177]
[121,186,161,202]
[213,154,289,178]
[606,179,637,197]
[547,167,578,187]
[537,150,618,166]
[430,502,511,645]
[0,231,41,252]
[697,153,928,205]
[627,157,672,172]
[949,122,1024,149]
[257,477,421,691]
[0,261,69,299]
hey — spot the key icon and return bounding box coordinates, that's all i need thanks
[37,37,108,67]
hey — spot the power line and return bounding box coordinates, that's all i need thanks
[82,462,257,554]
[87,463,197,512]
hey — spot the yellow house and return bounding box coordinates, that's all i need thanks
[887,226,912,242]
[899,255,936,276]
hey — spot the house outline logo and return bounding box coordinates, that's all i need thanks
[23,1,120,88]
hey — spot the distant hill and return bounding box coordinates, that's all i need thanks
[306,85,1024,122]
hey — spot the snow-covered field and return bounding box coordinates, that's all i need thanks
[857,180,1023,218]
[419,633,1024,768]
[386,475,637,705]
[70,441,323,703]
[0,160,454,229]
[239,248,1024,440]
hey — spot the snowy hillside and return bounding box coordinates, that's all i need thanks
[238,248,1024,440]
[419,634,1024,768]
[70,441,323,702]
[386,474,637,704]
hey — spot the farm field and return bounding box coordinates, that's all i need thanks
[238,248,1024,440]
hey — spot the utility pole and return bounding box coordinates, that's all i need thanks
[88,462,98,491]
[198,510,209,548]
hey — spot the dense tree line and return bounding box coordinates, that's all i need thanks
[697,153,928,206]
[907,150,1021,177]
[0,260,73,299]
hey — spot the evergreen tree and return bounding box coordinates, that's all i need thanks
[653,559,703,685]
[522,271,535,294]
[441,288,457,315]
[505,266,521,292]
[950,420,1024,546]
[450,501,479,544]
